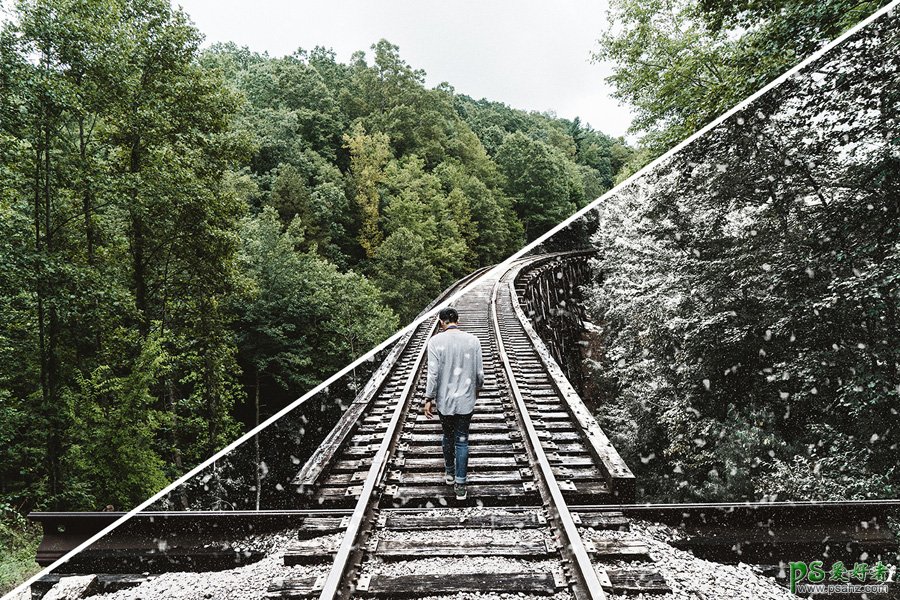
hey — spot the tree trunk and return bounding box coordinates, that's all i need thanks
[33,137,53,506]
[79,117,95,265]
[255,367,261,511]
[168,377,190,510]
[128,138,149,336]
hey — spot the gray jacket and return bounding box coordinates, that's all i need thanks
[424,327,484,415]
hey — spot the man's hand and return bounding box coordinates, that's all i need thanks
[424,399,435,419]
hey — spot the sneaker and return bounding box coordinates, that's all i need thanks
[454,484,467,500]
[445,473,455,485]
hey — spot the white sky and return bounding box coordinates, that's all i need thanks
[173,0,635,139]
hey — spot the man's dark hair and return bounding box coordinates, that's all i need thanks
[438,307,458,323]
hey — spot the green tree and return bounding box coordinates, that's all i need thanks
[594,0,890,155]
[373,228,441,323]
[433,160,524,265]
[495,132,583,240]
[344,122,392,258]
[232,206,398,415]
[0,0,245,511]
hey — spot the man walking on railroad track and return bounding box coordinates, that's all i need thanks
[423,307,484,501]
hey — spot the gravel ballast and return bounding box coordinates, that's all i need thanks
[88,530,329,600]
[584,520,797,600]
[75,514,802,600]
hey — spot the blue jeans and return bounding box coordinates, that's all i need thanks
[438,412,473,484]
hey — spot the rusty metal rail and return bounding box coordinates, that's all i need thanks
[490,258,609,600]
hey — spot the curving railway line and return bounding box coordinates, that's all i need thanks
[22,252,899,600]
[272,252,651,600]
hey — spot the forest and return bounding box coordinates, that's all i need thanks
[583,1,899,502]
[0,0,630,524]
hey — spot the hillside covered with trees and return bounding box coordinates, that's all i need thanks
[0,0,630,537]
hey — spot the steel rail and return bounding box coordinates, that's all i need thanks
[314,267,491,600]
[316,260,544,600]
[506,257,635,500]
[315,315,436,600]
[572,500,900,512]
[489,261,608,600]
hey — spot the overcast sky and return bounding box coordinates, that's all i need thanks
[173,0,635,139]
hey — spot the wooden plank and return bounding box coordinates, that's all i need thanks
[297,516,347,536]
[586,539,650,560]
[401,432,520,444]
[355,425,391,435]
[383,512,545,530]
[553,442,590,454]
[332,458,370,472]
[572,511,630,530]
[343,445,380,456]
[384,484,540,507]
[561,479,612,501]
[359,572,559,595]
[321,472,372,486]
[547,454,595,466]
[400,443,521,456]
[530,411,572,420]
[531,421,580,431]
[601,568,671,594]
[310,486,361,502]
[392,470,525,485]
[373,538,550,559]
[524,396,564,404]
[284,542,338,565]
[513,376,552,385]
[523,388,561,397]
[554,467,609,480]
[397,456,524,470]
[409,422,514,433]
[540,432,583,442]
[266,576,322,598]
[413,413,508,423]
[348,433,383,446]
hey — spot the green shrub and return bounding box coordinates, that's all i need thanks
[0,503,41,596]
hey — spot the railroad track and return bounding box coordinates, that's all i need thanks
[270,253,655,599]
[23,252,899,600]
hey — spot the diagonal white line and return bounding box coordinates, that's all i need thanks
[4,2,898,596]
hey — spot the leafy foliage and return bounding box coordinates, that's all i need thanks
[595,0,891,158]
[583,13,899,501]
[0,503,41,596]
[209,39,630,316]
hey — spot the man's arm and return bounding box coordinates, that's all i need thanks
[424,339,439,417]
[474,340,485,391]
